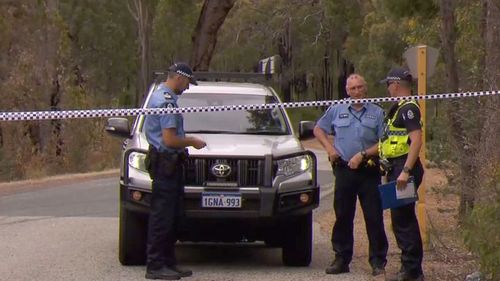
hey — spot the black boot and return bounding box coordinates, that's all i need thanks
[386,271,424,281]
[325,258,349,274]
[145,266,181,280]
[169,265,193,277]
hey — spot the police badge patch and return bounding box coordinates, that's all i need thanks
[407,109,414,119]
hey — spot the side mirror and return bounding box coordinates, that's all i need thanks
[298,121,315,140]
[105,118,131,138]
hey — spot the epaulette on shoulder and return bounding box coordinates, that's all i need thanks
[163,102,175,109]
[163,92,173,99]
[400,100,419,109]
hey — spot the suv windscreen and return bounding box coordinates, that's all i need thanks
[178,93,290,135]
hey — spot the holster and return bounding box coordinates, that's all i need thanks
[332,157,379,171]
[145,146,188,179]
[379,158,393,176]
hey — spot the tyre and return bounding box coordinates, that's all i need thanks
[118,204,148,265]
[282,212,312,266]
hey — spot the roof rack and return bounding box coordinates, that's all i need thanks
[195,72,274,83]
[152,55,281,84]
[152,71,275,84]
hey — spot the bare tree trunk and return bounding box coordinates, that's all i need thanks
[322,49,332,101]
[439,0,478,217]
[190,0,236,71]
[50,70,64,156]
[278,18,293,102]
[336,32,354,100]
[479,0,488,89]
[128,0,155,106]
[439,0,460,92]
[484,0,500,89]
[477,0,500,202]
[46,0,64,157]
[336,56,354,100]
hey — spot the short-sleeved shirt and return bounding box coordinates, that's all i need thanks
[316,102,385,161]
[143,84,185,153]
[387,102,422,132]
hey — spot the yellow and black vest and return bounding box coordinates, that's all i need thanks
[379,100,420,159]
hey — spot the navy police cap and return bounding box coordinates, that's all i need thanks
[169,62,198,85]
[380,67,413,84]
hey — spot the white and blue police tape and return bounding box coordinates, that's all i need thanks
[0,90,498,122]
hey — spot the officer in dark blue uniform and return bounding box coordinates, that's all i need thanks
[314,74,388,277]
[143,63,206,280]
[380,68,425,281]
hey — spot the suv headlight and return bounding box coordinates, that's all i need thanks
[276,155,312,177]
[129,152,147,172]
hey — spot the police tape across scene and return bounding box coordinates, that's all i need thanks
[0,90,498,122]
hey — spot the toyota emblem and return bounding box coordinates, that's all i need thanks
[211,163,232,178]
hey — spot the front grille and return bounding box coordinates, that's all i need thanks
[185,157,264,187]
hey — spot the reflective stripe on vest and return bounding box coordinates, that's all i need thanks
[379,100,420,159]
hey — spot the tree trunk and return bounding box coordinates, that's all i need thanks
[336,55,354,100]
[439,0,460,92]
[129,0,155,106]
[190,0,236,71]
[46,0,64,157]
[278,18,293,102]
[478,0,500,202]
[50,70,64,156]
[439,0,476,217]
[336,33,354,100]
[485,0,500,89]
[322,50,332,101]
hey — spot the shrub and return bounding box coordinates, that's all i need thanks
[463,201,500,280]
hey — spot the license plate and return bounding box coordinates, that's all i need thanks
[201,192,242,208]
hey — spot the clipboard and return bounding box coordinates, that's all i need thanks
[378,177,418,210]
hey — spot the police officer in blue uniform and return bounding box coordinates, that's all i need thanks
[144,63,206,280]
[380,68,425,281]
[314,74,388,277]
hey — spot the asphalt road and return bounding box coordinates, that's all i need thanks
[0,149,375,281]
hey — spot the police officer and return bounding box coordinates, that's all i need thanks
[144,63,206,280]
[379,68,425,281]
[314,74,388,277]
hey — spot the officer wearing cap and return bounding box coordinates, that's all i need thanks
[314,74,388,277]
[143,62,206,280]
[379,67,425,281]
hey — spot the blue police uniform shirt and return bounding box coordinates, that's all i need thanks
[316,102,384,161]
[143,83,185,153]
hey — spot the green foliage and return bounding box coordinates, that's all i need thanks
[463,202,500,279]
[59,0,138,105]
[152,0,201,68]
[382,0,438,19]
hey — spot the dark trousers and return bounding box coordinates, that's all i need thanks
[387,157,424,277]
[331,163,388,268]
[146,163,184,270]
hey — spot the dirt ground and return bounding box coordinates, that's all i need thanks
[303,139,480,281]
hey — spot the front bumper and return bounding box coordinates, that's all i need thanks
[121,149,320,218]
[120,182,320,218]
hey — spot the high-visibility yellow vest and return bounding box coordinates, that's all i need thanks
[379,100,420,159]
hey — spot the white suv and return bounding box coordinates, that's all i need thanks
[106,78,319,267]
